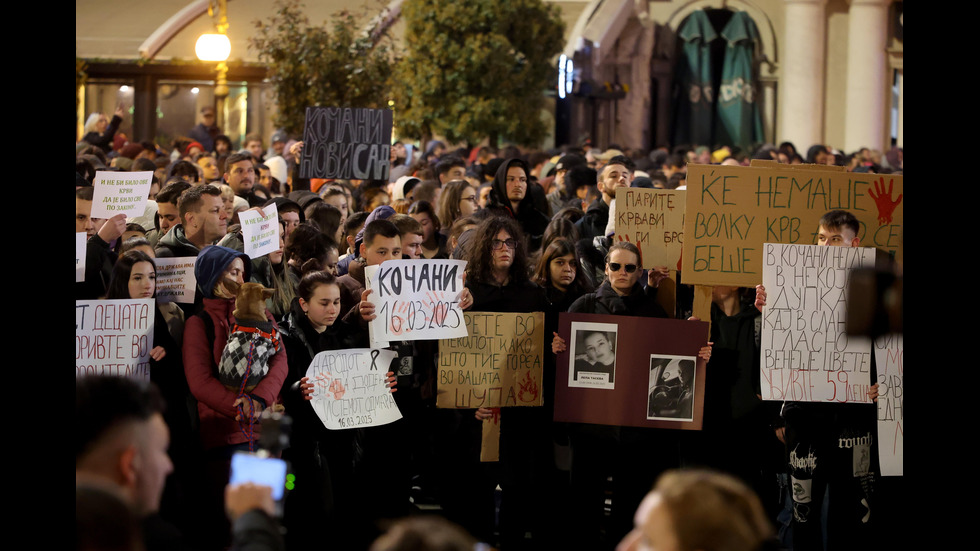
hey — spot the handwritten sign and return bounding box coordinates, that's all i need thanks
[614,188,685,269]
[76,233,86,282]
[239,202,280,259]
[154,257,197,304]
[75,299,154,380]
[306,348,402,430]
[299,107,393,180]
[682,164,903,286]
[366,259,468,344]
[760,243,875,403]
[874,333,903,476]
[91,171,153,218]
[437,312,545,409]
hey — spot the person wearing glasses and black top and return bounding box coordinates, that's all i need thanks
[436,215,552,549]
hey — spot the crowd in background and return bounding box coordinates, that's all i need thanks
[76,106,903,551]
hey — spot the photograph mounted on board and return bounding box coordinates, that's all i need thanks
[647,355,697,421]
[568,321,619,389]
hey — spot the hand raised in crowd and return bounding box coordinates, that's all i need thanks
[114,104,126,119]
[97,213,128,243]
[225,482,276,521]
[647,266,670,288]
[754,284,767,312]
[552,332,567,355]
[289,141,304,158]
[359,288,377,322]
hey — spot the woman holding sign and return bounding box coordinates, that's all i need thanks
[106,250,196,529]
[279,270,397,550]
[451,216,553,548]
[550,241,712,548]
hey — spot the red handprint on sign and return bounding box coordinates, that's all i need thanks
[868,177,902,225]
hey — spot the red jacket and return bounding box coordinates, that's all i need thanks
[183,297,288,449]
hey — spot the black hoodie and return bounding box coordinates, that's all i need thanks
[486,158,550,250]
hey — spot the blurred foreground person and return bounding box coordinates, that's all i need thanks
[617,469,776,551]
[370,516,482,551]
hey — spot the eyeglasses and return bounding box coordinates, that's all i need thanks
[608,262,637,273]
[492,239,518,250]
[460,196,478,204]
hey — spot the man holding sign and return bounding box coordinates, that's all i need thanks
[756,210,880,551]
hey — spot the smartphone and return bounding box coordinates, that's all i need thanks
[229,452,288,501]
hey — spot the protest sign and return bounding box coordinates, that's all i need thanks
[306,348,401,430]
[366,259,467,345]
[91,171,153,218]
[437,312,545,409]
[874,333,903,476]
[554,313,708,430]
[760,243,875,403]
[154,257,197,304]
[75,298,154,380]
[238,202,280,259]
[614,188,685,270]
[76,233,86,282]
[682,164,903,286]
[299,107,393,180]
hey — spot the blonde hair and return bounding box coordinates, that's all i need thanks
[84,113,105,135]
[653,469,772,551]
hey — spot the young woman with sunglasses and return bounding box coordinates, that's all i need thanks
[550,240,712,548]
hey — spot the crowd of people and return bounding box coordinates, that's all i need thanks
[76,106,903,551]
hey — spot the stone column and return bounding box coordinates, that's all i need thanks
[779,0,827,151]
[844,0,891,152]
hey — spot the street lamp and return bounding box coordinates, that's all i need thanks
[196,0,230,130]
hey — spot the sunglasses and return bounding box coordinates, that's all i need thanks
[608,262,638,273]
[492,239,518,250]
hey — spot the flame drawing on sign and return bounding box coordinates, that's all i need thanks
[517,370,539,403]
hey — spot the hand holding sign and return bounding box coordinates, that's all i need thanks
[360,288,377,322]
[647,266,670,288]
[98,213,127,243]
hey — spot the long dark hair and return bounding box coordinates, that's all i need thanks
[106,250,156,299]
[533,238,592,295]
[465,215,529,285]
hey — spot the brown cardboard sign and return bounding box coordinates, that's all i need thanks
[480,412,501,462]
[437,311,545,409]
[553,313,709,430]
[682,164,903,287]
[614,188,685,270]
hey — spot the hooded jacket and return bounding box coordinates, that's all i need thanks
[184,246,286,449]
[486,158,550,250]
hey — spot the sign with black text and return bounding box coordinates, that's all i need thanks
[437,312,545,409]
[306,348,401,430]
[366,260,468,345]
[760,243,875,403]
[299,107,393,180]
